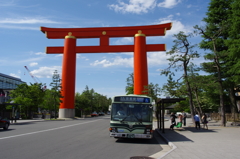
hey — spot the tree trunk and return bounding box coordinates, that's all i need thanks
[218,80,225,126]
[193,88,203,116]
[184,67,195,123]
[228,86,238,113]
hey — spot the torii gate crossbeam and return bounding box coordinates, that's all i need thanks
[41,23,172,118]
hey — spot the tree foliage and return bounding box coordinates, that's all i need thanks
[75,85,111,116]
[9,83,45,118]
[161,31,199,121]
[193,0,240,126]
[49,70,62,119]
[125,73,134,95]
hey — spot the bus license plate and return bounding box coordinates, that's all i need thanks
[127,134,135,138]
[118,129,124,132]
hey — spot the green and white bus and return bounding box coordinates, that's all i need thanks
[109,94,154,139]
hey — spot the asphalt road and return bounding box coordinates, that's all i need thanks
[0,116,165,159]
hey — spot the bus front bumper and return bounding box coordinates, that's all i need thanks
[110,133,152,139]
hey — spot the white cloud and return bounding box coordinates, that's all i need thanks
[157,0,181,8]
[29,62,38,67]
[0,18,59,24]
[147,51,170,66]
[176,13,180,16]
[9,73,20,78]
[30,66,62,78]
[20,57,45,64]
[0,17,59,30]
[76,54,89,60]
[55,54,63,58]
[90,51,170,68]
[90,56,133,67]
[108,0,157,14]
[0,24,39,30]
[108,0,181,14]
[112,37,134,45]
[35,52,46,56]
[157,15,192,37]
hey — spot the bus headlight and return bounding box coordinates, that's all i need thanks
[109,127,116,132]
[145,129,153,134]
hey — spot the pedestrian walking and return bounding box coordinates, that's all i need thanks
[194,112,201,130]
[182,111,187,126]
[202,113,208,130]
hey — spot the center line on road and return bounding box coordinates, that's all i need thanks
[0,119,103,140]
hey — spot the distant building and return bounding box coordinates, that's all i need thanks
[0,73,26,104]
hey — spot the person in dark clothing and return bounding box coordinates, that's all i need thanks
[170,112,177,130]
[182,111,187,126]
[202,113,208,130]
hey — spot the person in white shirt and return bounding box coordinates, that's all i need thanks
[194,112,201,130]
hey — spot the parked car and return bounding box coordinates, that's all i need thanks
[0,117,10,130]
[98,112,105,116]
[176,112,191,118]
[91,112,99,117]
[176,112,182,116]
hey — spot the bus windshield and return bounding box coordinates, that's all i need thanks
[111,103,152,122]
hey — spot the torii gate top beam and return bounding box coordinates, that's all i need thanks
[41,23,172,39]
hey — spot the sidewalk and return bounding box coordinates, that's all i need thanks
[154,118,240,159]
[9,119,45,125]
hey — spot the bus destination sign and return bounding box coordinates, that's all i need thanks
[114,96,150,103]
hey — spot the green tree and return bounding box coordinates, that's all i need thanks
[75,92,90,116]
[9,83,45,119]
[42,89,55,113]
[49,70,62,119]
[143,82,161,102]
[125,73,134,94]
[75,85,112,116]
[162,75,183,98]
[161,31,199,121]
[194,0,234,126]
[227,0,240,61]
[225,0,240,113]
[81,86,95,113]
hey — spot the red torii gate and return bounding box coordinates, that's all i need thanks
[41,23,172,118]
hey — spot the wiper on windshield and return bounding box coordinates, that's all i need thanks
[120,115,130,122]
[133,114,142,123]
[120,113,143,123]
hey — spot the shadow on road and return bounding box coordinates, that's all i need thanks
[115,131,160,145]
[158,127,218,143]
[158,128,193,143]
[183,127,217,133]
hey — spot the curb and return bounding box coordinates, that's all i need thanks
[9,118,86,124]
[10,119,45,125]
[155,129,177,159]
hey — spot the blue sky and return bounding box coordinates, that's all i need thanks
[0,0,210,98]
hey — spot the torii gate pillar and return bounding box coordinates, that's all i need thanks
[134,31,148,95]
[59,33,76,118]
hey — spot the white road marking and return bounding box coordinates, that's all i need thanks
[0,119,103,140]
